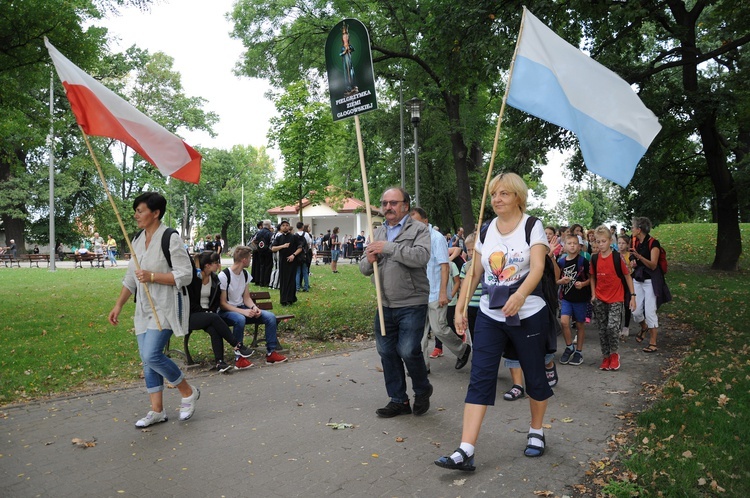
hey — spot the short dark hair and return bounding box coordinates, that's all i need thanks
[410,206,428,219]
[133,192,167,220]
[296,222,304,229]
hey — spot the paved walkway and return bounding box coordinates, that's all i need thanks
[0,323,673,497]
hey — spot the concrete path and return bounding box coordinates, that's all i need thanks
[0,324,673,498]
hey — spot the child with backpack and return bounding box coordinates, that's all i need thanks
[590,226,636,371]
[556,234,591,366]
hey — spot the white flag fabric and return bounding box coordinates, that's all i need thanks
[507,8,661,187]
[45,38,201,183]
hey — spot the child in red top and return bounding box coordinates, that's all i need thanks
[590,226,636,371]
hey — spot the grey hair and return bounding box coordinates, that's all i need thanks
[631,216,652,234]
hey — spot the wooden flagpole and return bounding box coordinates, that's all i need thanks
[461,7,528,318]
[354,115,387,336]
[78,126,164,331]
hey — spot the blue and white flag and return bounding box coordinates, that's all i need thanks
[507,8,661,187]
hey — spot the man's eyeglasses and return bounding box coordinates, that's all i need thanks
[380,200,405,207]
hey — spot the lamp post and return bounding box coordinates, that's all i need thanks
[406,97,423,207]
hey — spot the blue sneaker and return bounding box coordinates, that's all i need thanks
[560,346,574,364]
[569,351,584,366]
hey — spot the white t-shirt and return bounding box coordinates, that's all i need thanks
[475,214,550,321]
[218,267,249,307]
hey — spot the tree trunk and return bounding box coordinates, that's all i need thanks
[701,120,742,270]
[672,2,742,270]
[0,152,28,253]
[443,92,477,234]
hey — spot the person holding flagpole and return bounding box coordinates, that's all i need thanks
[436,173,553,471]
[108,192,199,428]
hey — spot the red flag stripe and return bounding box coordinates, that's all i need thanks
[46,38,201,184]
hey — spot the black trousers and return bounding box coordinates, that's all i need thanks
[189,312,236,362]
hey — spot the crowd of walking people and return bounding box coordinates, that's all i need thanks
[105,186,670,473]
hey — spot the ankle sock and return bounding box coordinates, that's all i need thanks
[528,427,544,448]
[450,442,475,463]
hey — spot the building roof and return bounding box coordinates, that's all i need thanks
[267,193,379,216]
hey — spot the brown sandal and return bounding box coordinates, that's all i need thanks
[643,344,658,353]
[635,329,647,343]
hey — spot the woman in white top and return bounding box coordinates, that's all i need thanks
[108,192,199,428]
[436,173,553,471]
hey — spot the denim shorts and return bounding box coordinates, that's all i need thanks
[331,249,340,262]
[560,299,588,323]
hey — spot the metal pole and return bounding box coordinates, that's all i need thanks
[241,185,245,246]
[413,125,419,207]
[399,84,405,189]
[48,69,56,271]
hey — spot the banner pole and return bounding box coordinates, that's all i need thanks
[78,126,163,331]
[354,115,387,336]
[461,8,528,318]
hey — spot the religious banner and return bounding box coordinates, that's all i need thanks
[325,18,378,121]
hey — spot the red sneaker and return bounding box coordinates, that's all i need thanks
[429,348,443,359]
[234,357,254,370]
[599,356,611,370]
[608,353,620,371]
[266,351,288,364]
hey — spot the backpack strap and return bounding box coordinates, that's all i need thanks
[222,267,232,287]
[161,228,178,269]
[479,214,538,245]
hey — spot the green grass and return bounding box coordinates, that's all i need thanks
[0,262,376,406]
[600,223,750,497]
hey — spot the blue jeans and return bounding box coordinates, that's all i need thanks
[374,305,430,403]
[108,249,117,265]
[296,264,309,291]
[136,329,185,393]
[220,306,278,353]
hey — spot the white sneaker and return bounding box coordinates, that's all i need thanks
[135,410,168,428]
[179,385,200,421]
[620,326,629,339]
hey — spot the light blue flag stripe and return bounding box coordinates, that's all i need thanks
[506,8,660,188]
[508,56,648,187]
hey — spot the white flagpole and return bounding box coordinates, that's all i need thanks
[241,185,245,246]
[48,68,56,272]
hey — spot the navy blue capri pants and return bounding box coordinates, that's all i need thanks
[466,308,555,405]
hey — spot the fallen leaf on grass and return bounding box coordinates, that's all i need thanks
[682,450,693,458]
[71,437,96,448]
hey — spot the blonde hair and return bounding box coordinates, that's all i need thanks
[594,225,612,240]
[233,245,252,262]
[465,232,476,247]
[488,172,527,212]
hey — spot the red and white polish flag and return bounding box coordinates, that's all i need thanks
[45,38,201,184]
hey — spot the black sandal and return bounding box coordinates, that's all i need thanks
[434,448,476,471]
[524,432,546,457]
[635,328,647,343]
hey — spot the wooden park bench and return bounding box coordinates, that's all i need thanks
[314,250,331,265]
[0,253,21,268]
[22,254,51,268]
[74,252,105,268]
[168,291,295,365]
[348,249,364,263]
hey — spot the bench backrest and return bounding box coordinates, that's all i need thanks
[249,291,274,311]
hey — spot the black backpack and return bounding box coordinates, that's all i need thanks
[480,216,561,340]
[591,250,630,301]
[132,228,192,303]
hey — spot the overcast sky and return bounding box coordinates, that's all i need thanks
[102,0,275,152]
[101,0,566,206]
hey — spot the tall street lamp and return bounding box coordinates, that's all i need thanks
[406,97,423,207]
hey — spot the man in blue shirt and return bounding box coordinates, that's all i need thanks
[410,208,471,371]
